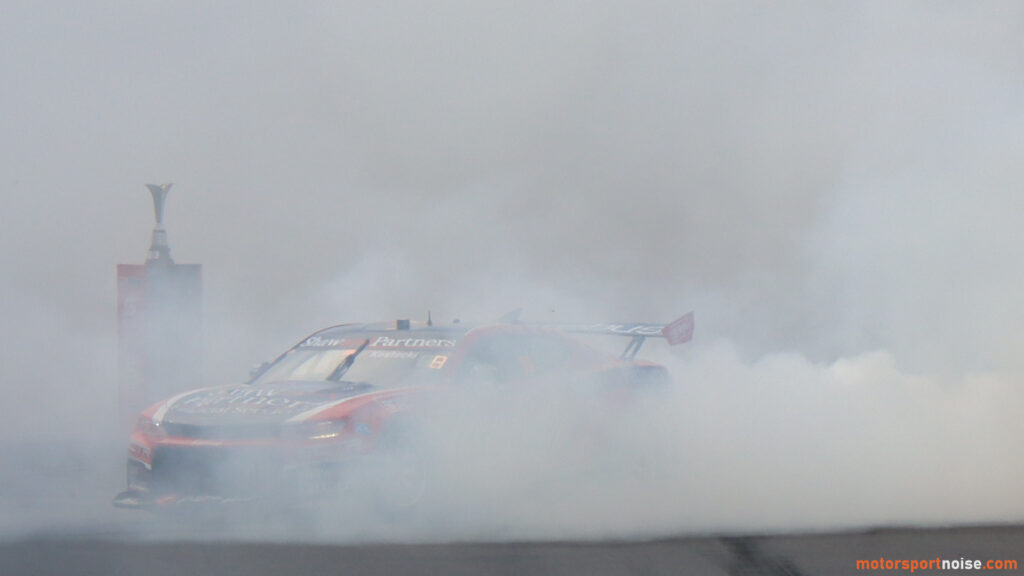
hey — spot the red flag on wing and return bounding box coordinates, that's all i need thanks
[661,312,694,345]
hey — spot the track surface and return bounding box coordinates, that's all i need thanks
[2,444,1021,575]
[2,525,1021,576]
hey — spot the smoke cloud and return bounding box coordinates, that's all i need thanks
[1,0,1022,542]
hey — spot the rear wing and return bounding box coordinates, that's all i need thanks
[541,312,695,359]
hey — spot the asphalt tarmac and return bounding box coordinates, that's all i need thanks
[1,524,1021,576]
[2,442,1021,575]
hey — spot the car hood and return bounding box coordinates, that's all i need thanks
[156,381,384,427]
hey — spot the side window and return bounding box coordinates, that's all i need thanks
[459,332,573,383]
[458,335,522,383]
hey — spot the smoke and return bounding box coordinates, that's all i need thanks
[146,338,1023,544]
[1,0,1023,544]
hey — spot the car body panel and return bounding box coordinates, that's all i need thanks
[115,317,686,507]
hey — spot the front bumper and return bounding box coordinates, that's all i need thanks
[117,438,367,507]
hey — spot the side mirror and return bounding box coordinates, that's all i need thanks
[248,361,271,382]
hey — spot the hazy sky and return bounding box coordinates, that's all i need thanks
[3,1,1024,401]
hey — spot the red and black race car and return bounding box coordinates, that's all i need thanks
[113,313,694,508]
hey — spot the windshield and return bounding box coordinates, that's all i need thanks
[253,344,447,388]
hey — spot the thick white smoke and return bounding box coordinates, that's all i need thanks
[1,0,1023,544]
[245,338,1021,544]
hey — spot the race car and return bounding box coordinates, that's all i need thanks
[113,313,694,508]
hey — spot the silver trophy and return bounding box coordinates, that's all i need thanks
[146,183,173,263]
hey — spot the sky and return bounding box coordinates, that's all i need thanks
[1,1,1023,538]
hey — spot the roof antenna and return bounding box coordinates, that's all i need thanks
[427,310,433,327]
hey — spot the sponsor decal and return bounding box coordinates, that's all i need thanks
[556,316,695,342]
[301,335,457,349]
[129,443,152,466]
[561,323,666,336]
[370,336,457,348]
[300,335,366,348]
[172,387,324,416]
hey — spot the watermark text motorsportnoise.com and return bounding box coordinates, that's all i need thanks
[857,557,1017,572]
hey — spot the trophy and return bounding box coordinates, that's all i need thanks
[146,183,173,263]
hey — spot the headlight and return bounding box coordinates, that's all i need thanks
[295,419,348,440]
[136,416,166,438]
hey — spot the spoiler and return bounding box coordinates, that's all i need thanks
[535,312,695,359]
